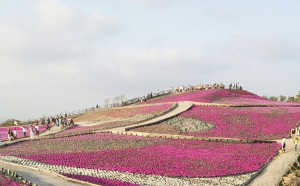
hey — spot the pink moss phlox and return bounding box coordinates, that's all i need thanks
[180,106,300,139]
[15,139,279,177]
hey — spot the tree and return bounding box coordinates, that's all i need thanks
[119,94,125,102]
[295,91,300,102]
[0,119,21,127]
[279,95,287,102]
[287,96,295,102]
[269,96,278,101]
[262,95,268,100]
[104,98,110,108]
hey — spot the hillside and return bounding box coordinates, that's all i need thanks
[147,89,300,106]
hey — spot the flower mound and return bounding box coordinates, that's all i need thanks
[148,89,265,104]
[180,106,300,139]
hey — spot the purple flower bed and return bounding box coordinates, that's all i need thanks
[2,134,279,177]
[148,89,265,104]
[0,174,21,186]
[0,125,47,141]
[62,173,139,186]
[180,106,300,139]
[0,133,160,155]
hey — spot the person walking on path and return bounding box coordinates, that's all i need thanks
[295,138,299,150]
[291,127,296,142]
[29,125,34,139]
[35,124,39,137]
[8,129,14,141]
[282,137,286,152]
[22,126,27,137]
[13,128,17,139]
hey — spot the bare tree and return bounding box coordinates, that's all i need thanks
[120,94,125,102]
[104,98,110,108]
[112,96,120,107]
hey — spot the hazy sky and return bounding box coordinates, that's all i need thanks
[1,0,300,122]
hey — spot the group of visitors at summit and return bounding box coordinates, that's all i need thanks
[171,83,227,93]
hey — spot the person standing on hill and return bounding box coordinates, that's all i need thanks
[22,126,27,137]
[282,137,286,152]
[8,129,14,141]
[13,128,17,139]
[35,124,39,137]
[29,125,34,138]
[291,127,296,141]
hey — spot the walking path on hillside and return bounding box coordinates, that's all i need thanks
[0,161,83,186]
[1,125,63,146]
[103,102,193,133]
[248,138,299,186]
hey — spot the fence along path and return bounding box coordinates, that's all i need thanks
[247,138,299,186]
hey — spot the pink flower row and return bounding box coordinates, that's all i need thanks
[2,133,279,177]
[180,106,300,139]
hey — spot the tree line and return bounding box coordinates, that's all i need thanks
[263,91,300,102]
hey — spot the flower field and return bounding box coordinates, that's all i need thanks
[132,105,300,139]
[1,89,295,185]
[178,106,300,139]
[132,117,214,135]
[0,133,280,178]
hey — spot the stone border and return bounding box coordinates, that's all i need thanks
[109,131,274,144]
[0,160,100,186]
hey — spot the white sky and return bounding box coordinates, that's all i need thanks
[1,0,300,122]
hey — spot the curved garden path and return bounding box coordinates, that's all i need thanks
[103,101,193,133]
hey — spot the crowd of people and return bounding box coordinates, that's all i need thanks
[228,82,243,90]
[171,83,226,93]
[4,115,74,142]
[281,126,300,153]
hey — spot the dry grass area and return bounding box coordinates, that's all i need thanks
[74,103,174,123]
[132,124,181,134]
